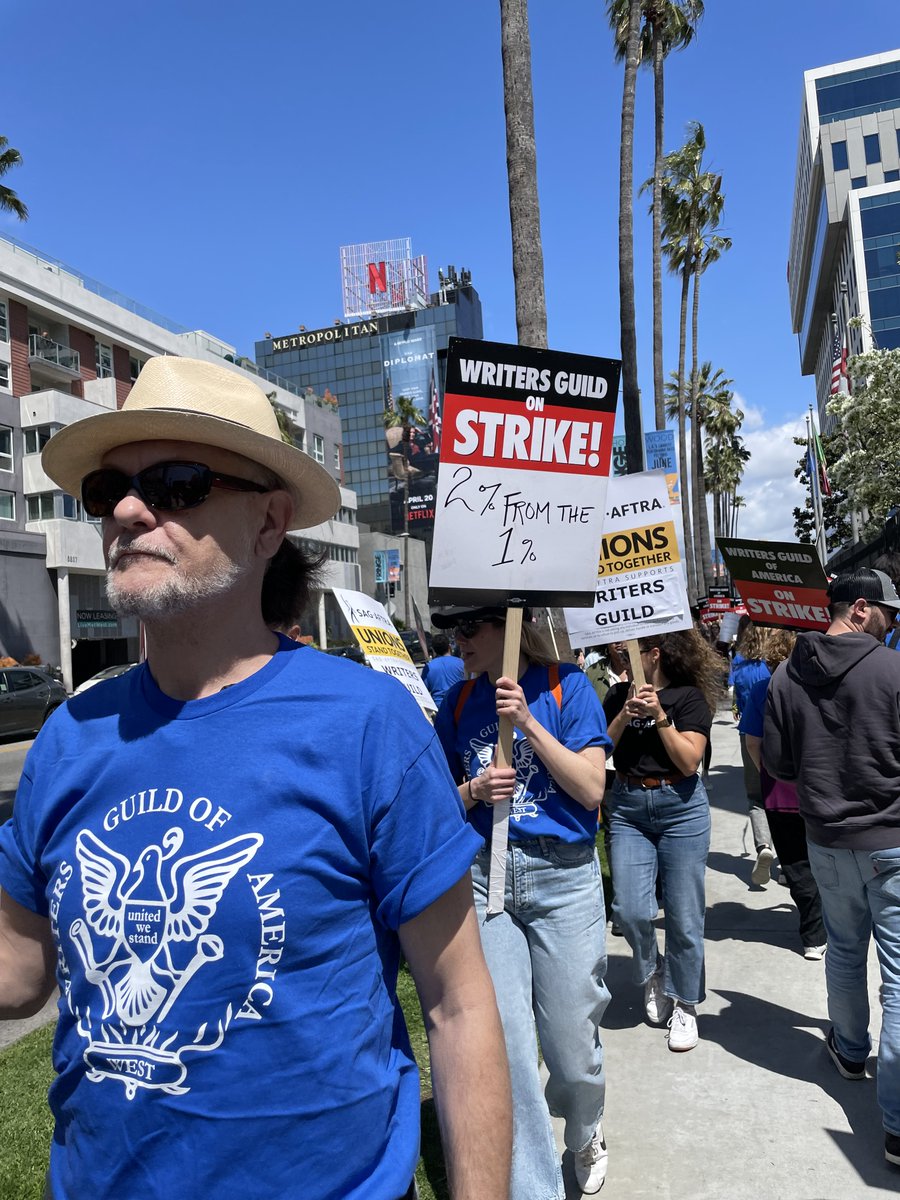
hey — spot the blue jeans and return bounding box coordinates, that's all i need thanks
[807,842,900,1135]
[607,775,710,1005]
[472,838,609,1200]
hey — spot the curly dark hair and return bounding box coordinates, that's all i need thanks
[638,627,726,716]
[262,536,327,630]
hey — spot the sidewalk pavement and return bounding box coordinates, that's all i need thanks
[548,710,894,1200]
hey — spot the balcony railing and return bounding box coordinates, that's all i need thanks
[28,334,80,374]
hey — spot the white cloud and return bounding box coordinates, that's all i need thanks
[734,413,807,542]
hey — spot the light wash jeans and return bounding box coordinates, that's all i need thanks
[607,775,710,1005]
[472,838,609,1200]
[807,841,900,1135]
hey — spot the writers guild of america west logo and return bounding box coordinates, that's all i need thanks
[469,730,553,822]
[68,825,263,1099]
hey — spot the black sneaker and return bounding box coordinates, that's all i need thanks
[826,1028,867,1080]
[886,1132,900,1167]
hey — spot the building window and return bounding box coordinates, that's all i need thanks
[129,356,143,384]
[851,176,867,189]
[27,493,54,521]
[62,494,82,520]
[0,426,11,471]
[0,491,14,520]
[333,445,341,472]
[0,361,9,392]
[24,426,53,454]
[0,300,7,343]
[864,134,881,165]
[313,434,325,465]
[885,170,900,183]
[831,140,849,171]
[95,342,113,379]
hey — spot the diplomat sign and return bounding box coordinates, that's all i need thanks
[269,320,379,352]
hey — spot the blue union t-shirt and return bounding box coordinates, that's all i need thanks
[435,663,611,845]
[0,639,481,1200]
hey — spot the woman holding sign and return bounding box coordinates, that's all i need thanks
[603,629,722,1052]
[433,605,612,1200]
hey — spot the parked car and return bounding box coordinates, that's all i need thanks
[72,663,139,695]
[400,629,432,664]
[0,667,68,738]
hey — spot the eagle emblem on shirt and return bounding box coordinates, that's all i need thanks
[69,826,262,1027]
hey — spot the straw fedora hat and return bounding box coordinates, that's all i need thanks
[41,355,341,529]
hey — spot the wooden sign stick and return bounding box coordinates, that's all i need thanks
[487,607,524,915]
[626,638,646,690]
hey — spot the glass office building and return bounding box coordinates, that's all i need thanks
[255,275,482,531]
[788,51,900,429]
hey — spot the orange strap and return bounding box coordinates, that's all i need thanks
[454,666,562,726]
[453,678,477,725]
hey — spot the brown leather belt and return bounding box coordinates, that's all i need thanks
[617,771,686,789]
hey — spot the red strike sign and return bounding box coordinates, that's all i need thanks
[741,582,829,630]
[442,394,614,477]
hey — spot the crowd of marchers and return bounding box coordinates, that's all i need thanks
[0,353,898,1200]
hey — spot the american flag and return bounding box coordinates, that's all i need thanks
[830,326,849,396]
[429,369,441,453]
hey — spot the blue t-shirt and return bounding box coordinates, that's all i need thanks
[434,663,612,844]
[730,656,770,717]
[738,675,770,738]
[0,639,481,1200]
[421,654,464,709]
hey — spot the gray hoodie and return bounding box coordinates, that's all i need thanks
[764,630,900,850]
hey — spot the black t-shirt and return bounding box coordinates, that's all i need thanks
[603,681,712,776]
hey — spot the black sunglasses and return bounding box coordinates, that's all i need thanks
[453,617,505,639]
[81,461,271,518]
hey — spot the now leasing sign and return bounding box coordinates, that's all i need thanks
[715,537,830,631]
[331,588,436,715]
[429,337,620,607]
[564,471,692,645]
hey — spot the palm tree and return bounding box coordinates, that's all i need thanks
[660,123,730,594]
[607,0,643,472]
[500,0,547,349]
[0,137,28,220]
[612,1,704,431]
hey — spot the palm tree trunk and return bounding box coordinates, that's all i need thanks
[617,0,643,472]
[689,262,713,593]
[676,263,697,603]
[500,0,547,349]
[696,272,715,595]
[651,24,665,432]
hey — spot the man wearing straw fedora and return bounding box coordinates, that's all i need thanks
[0,356,511,1200]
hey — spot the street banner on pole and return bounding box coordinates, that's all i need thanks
[643,429,680,507]
[429,337,621,607]
[332,588,436,714]
[611,435,629,476]
[563,470,692,646]
[715,537,829,631]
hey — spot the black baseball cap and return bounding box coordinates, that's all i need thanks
[827,567,900,611]
[430,605,533,629]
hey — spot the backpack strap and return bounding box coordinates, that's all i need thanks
[454,666,563,727]
[453,679,477,725]
[889,627,900,650]
[549,663,562,710]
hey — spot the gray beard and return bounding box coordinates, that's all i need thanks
[106,558,245,621]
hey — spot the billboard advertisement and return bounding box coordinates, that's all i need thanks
[384,326,441,536]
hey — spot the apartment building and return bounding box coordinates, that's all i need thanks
[0,233,359,688]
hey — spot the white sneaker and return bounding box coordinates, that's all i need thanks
[667,1002,699,1052]
[574,1123,608,1194]
[643,970,673,1026]
[751,845,775,886]
[803,944,827,961]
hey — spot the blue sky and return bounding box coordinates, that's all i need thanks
[3,1,896,539]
